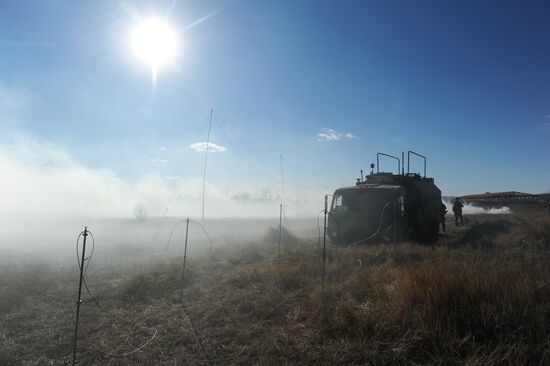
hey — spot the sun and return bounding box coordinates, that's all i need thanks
[130,18,179,82]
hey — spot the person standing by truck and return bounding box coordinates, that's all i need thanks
[453,197,464,226]
[440,202,447,232]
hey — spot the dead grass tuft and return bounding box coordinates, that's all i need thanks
[105,258,195,305]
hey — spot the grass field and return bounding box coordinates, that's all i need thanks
[1,213,550,365]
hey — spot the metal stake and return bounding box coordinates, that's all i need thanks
[393,201,397,244]
[72,227,88,366]
[278,204,282,258]
[322,195,328,293]
[180,218,190,304]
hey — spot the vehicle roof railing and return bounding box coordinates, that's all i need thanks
[376,153,400,175]
[407,150,426,177]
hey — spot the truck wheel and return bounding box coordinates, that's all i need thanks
[426,221,439,243]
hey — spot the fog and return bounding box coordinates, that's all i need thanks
[0,216,322,269]
[0,135,328,275]
[0,134,324,219]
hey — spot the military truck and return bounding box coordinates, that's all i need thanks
[327,151,443,245]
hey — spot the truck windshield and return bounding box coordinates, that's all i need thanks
[332,190,396,214]
[332,191,369,213]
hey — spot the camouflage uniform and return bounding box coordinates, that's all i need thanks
[453,198,464,226]
[440,203,447,232]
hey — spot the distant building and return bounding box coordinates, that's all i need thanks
[460,191,548,209]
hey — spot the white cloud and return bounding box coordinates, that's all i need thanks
[544,122,550,128]
[0,86,24,111]
[148,158,168,163]
[544,115,550,119]
[317,128,355,141]
[159,146,167,151]
[190,141,227,152]
[0,83,30,129]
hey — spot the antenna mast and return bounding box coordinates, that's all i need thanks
[202,108,214,222]
[280,154,285,213]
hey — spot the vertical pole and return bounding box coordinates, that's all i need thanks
[279,155,285,259]
[72,227,88,366]
[279,155,285,217]
[202,108,214,223]
[393,201,397,244]
[278,203,282,258]
[424,158,427,178]
[180,218,190,304]
[322,195,328,293]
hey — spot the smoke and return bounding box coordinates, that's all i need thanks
[463,205,512,215]
[443,201,512,215]
[0,134,322,222]
[0,134,324,256]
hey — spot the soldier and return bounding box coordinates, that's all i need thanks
[440,202,447,232]
[453,197,464,226]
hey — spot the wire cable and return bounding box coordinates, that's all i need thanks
[348,201,394,246]
[316,209,324,249]
[165,219,186,252]
[75,229,158,358]
[214,111,339,190]
[165,218,215,253]
[321,200,394,247]
[189,219,214,254]
[147,110,214,248]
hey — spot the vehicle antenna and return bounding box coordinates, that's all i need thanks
[201,108,213,223]
[280,154,285,217]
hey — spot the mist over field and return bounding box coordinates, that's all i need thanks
[0,214,320,267]
[0,130,322,259]
[0,135,322,219]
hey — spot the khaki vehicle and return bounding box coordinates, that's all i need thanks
[327,151,443,245]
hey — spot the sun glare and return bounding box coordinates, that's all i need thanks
[130,18,179,83]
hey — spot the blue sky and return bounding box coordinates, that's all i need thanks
[0,0,549,218]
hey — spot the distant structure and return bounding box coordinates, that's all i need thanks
[461,191,549,210]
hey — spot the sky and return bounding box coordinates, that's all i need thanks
[0,0,549,219]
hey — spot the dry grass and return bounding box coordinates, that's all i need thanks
[1,214,550,365]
